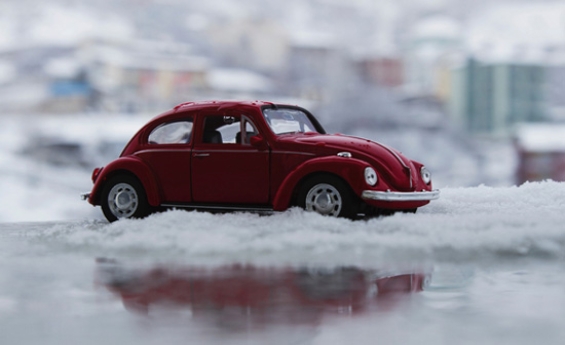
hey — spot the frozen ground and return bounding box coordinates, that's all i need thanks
[1,181,565,344]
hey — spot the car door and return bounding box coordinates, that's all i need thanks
[135,118,193,203]
[191,113,270,204]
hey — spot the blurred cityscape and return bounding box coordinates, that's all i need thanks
[1,0,565,220]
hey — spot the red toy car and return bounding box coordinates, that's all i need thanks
[82,101,439,222]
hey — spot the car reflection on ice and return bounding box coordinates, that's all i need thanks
[96,259,430,329]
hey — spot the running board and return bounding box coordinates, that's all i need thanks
[161,203,274,213]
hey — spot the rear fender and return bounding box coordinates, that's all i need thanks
[88,157,161,207]
[272,156,369,211]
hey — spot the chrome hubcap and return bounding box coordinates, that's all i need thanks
[305,183,342,216]
[108,183,138,219]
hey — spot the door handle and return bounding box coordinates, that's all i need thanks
[193,153,210,158]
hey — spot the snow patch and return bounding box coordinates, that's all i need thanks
[15,181,565,265]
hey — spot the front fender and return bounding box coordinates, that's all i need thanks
[88,157,161,207]
[272,156,370,211]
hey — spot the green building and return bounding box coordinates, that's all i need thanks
[450,58,546,136]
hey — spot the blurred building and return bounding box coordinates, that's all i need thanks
[355,56,404,88]
[448,3,565,137]
[450,59,546,136]
[0,44,91,113]
[0,37,281,114]
[205,67,275,99]
[286,32,351,102]
[403,15,462,103]
[514,124,565,184]
[206,18,289,74]
[83,39,210,113]
[545,64,565,122]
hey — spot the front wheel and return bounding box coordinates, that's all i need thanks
[297,175,357,218]
[101,175,151,222]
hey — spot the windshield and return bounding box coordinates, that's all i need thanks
[263,108,320,135]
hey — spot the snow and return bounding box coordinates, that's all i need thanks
[17,180,564,266]
[44,58,83,79]
[2,181,565,344]
[0,114,150,222]
[514,123,565,152]
[27,114,151,147]
[411,15,462,41]
[289,31,337,49]
[207,68,274,93]
[466,3,565,63]
[0,60,16,85]
[28,5,134,46]
[0,84,49,109]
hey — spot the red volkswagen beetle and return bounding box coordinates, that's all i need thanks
[82,101,439,222]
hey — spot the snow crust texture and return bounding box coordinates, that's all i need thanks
[20,180,565,266]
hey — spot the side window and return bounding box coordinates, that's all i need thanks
[239,118,258,145]
[202,115,241,144]
[148,120,193,144]
[201,115,258,145]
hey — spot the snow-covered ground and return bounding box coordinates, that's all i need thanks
[2,181,565,344]
[7,181,565,266]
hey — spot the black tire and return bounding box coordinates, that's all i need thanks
[401,208,417,214]
[101,175,151,222]
[297,175,357,218]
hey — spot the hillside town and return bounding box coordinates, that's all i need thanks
[1,0,565,188]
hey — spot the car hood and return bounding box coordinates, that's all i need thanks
[278,133,418,191]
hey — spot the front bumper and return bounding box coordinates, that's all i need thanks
[361,189,440,202]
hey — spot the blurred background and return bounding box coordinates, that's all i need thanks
[1,0,564,221]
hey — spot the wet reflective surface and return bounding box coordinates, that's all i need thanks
[96,260,429,329]
[4,217,565,345]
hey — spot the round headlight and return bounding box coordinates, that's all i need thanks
[364,167,378,186]
[421,167,432,184]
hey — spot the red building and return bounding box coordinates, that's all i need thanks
[514,124,565,184]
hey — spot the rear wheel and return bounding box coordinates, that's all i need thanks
[297,175,357,218]
[101,175,150,222]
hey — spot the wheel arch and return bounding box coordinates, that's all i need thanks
[90,157,161,207]
[272,156,369,211]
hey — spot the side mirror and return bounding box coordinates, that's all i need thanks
[250,135,268,150]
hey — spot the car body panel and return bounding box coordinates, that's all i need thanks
[191,144,270,204]
[135,146,192,203]
[275,133,417,191]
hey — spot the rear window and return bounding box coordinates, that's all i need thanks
[148,121,193,144]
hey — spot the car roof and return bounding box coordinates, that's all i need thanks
[174,100,276,114]
[147,100,278,123]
